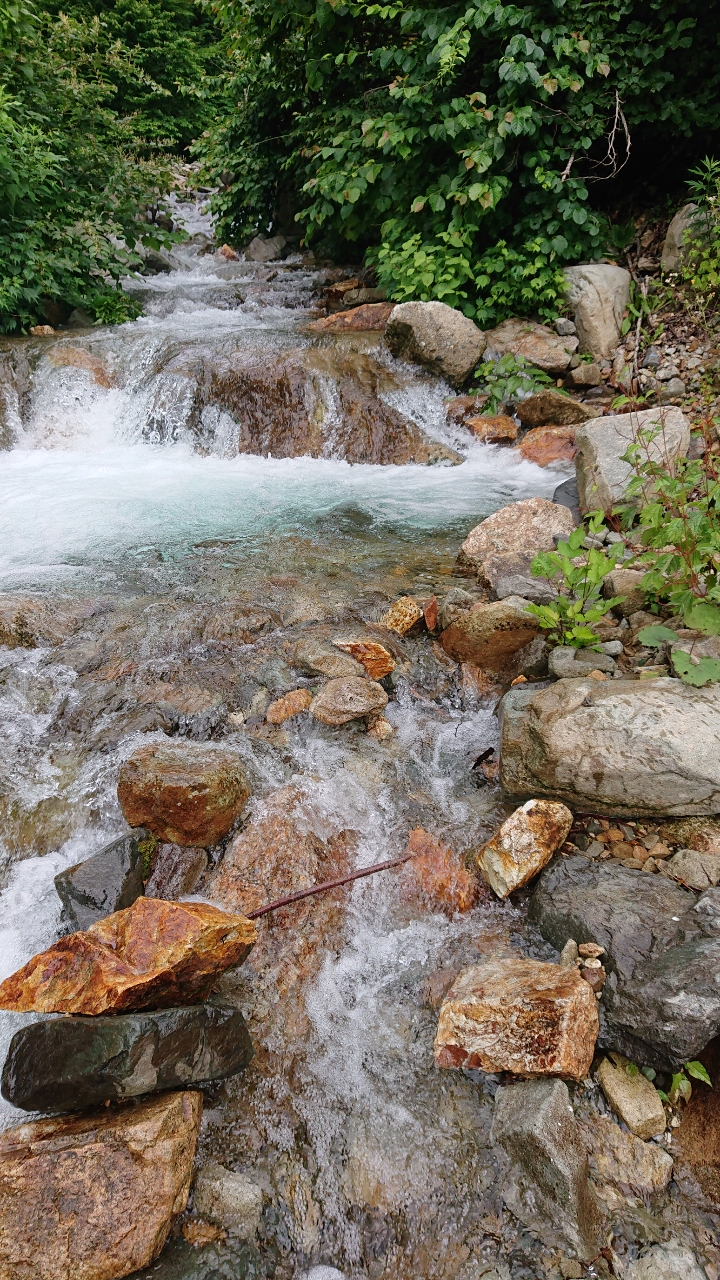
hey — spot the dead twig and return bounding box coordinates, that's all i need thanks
[246,850,417,918]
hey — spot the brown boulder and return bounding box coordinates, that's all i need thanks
[117,741,251,846]
[333,639,395,679]
[602,568,647,617]
[484,319,578,375]
[306,302,394,333]
[385,301,486,388]
[440,597,540,670]
[476,799,573,898]
[516,389,597,428]
[0,897,257,1014]
[445,394,487,426]
[516,426,577,467]
[458,497,576,584]
[310,676,388,726]
[434,958,599,1080]
[266,688,313,724]
[402,828,479,915]
[466,414,518,443]
[0,1091,201,1280]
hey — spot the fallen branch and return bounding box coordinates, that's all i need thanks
[246,851,416,919]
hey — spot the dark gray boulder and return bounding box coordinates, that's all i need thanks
[54,829,150,931]
[528,857,720,1069]
[2,1002,253,1114]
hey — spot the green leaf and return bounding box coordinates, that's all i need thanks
[636,625,678,648]
[684,603,720,635]
[671,650,720,686]
[685,1060,712,1086]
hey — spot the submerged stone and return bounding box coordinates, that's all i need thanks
[310,676,388,726]
[193,1162,263,1237]
[2,1002,253,1113]
[54,827,150,931]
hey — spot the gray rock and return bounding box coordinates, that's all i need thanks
[67,307,95,327]
[574,406,690,512]
[556,319,577,337]
[666,847,720,891]
[659,377,686,403]
[244,235,286,262]
[193,1162,263,1237]
[548,647,616,679]
[499,677,720,816]
[145,844,207,900]
[491,1079,602,1261]
[483,319,577,376]
[552,477,581,524]
[492,574,557,605]
[626,1242,706,1280]
[385,301,486,388]
[141,249,172,275]
[1,1003,253,1113]
[54,829,150,931]
[563,264,631,357]
[603,568,647,617]
[600,640,623,656]
[661,204,701,273]
[293,636,364,679]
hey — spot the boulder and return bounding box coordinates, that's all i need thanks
[293,636,364,678]
[306,302,394,333]
[379,596,423,634]
[583,1114,672,1206]
[0,897,257,1014]
[266,688,313,725]
[193,1162,263,1237]
[505,635,551,681]
[499,677,720,816]
[596,1053,666,1138]
[145,843,208,900]
[434,958,598,1080]
[602,567,647,617]
[465,413,518,443]
[445,394,486,426]
[310,676,388,726]
[440,597,540,670]
[476,799,573,898]
[1,1003,253,1114]
[54,828,150,931]
[117,742,251,847]
[626,1244,706,1280]
[385,301,486,388]
[516,389,597,428]
[516,426,577,467]
[245,234,286,262]
[490,1079,602,1260]
[333,639,395,679]
[666,846,720,891]
[548,646,616,679]
[563,264,631,356]
[458,497,576,583]
[493,574,557,605]
[566,361,602,388]
[661,203,701,273]
[0,1091,202,1280]
[574,406,690,512]
[401,827,478,915]
[484,319,578,375]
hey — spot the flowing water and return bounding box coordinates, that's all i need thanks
[0,200,710,1280]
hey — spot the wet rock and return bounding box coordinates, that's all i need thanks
[505,635,551,680]
[333,639,395,679]
[516,389,597,428]
[145,844,208,900]
[476,799,573,898]
[0,897,257,1014]
[548,646,616,679]
[440,597,540,671]
[574,406,690,511]
[602,567,647,617]
[307,302,394,332]
[402,827,478,915]
[293,636,364,678]
[553,475,582,523]
[445,393,486,425]
[380,596,423,634]
[0,1090,202,1280]
[193,1162,263,1237]
[118,741,251,846]
[626,1243,706,1280]
[563,264,631,356]
[434,958,598,1080]
[245,234,286,262]
[661,204,701,273]
[310,676,388,725]
[465,413,518,443]
[54,828,150,931]
[1,1003,252,1113]
[499,678,720,816]
[666,847,720,890]
[484,319,578,375]
[583,1114,672,1206]
[0,593,109,648]
[490,1079,602,1260]
[385,301,486,388]
[367,714,393,740]
[596,1053,666,1138]
[266,687,313,725]
[458,497,576,584]
[516,426,577,466]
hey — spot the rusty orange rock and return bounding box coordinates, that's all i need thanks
[118,741,251,846]
[380,597,423,635]
[516,426,577,467]
[266,688,313,724]
[476,799,573,898]
[424,597,439,632]
[333,640,395,679]
[306,303,394,333]
[465,414,518,444]
[0,897,257,1015]
[434,958,599,1080]
[49,346,115,388]
[403,828,478,915]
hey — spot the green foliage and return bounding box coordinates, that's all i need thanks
[473,351,552,413]
[527,518,624,647]
[680,157,720,301]
[87,290,143,324]
[137,833,158,880]
[671,649,720,687]
[198,0,720,318]
[666,1060,712,1106]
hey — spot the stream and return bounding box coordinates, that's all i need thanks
[0,199,707,1280]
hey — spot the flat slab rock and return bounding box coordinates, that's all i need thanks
[0,1090,202,1280]
[529,856,720,1069]
[0,897,257,1015]
[118,741,251,847]
[484,319,578,375]
[574,405,689,512]
[499,677,720,817]
[458,497,576,584]
[2,1002,253,1113]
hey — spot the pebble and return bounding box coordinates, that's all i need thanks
[601,640,624,656]
[578,943,604,958]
